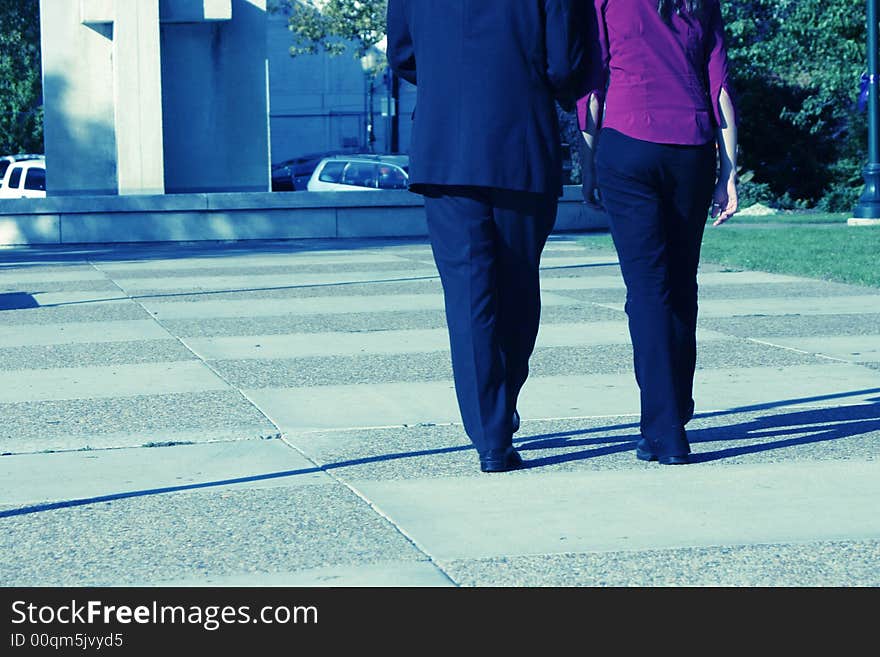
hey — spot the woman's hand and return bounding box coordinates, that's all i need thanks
[580,123,603,210]
[711,175,737,226]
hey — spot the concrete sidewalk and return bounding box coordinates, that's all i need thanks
[1,234,878,586]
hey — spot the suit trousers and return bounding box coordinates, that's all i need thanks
[596,128,715,457]
[421,185,557,455]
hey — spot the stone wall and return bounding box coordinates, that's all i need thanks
[0,188,607,245]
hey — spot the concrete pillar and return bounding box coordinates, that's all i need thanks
[161,0,232,21]
[160,0,270,193]
[39,0,269,196]
[40,0,118,196]
[112,1,166,195]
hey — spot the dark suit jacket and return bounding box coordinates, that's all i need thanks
[386,0,587,196]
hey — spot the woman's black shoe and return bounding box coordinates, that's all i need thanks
[636,439,690,465]
[480,446,523,472]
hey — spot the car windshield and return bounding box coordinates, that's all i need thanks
[318,161,346,183]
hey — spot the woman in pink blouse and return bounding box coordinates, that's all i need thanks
[578,0,738,465]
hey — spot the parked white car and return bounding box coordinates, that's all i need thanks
[0,157,46,199]
[0,154,43,181]
[306,154,409,192]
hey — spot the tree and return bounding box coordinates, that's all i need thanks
[722,0,867,208]
[273,0,387,65]
[272,0,389,151]
[274,0,869,202]
[0,0,43,155]
[273,0,582,173]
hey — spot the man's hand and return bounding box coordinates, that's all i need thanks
[582,182,602,209]
[557,96,576,113]
[581,160,602,209]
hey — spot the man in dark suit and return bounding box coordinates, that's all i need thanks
[386,0,587,472]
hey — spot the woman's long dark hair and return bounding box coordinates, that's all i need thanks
[658,0,704,21]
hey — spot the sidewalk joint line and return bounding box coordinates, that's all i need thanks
[745,337,856,363]
[89,259,460,586]
[87,260,286,441]
[277,433,461,587]
[0,435,278,458]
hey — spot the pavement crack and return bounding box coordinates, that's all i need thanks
[86,259,287,443]
[85,258,460,585]
[277,433,461,587]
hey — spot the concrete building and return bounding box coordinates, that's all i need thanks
[266,10,415,165]
[39,0,271,196]
[5,1,602,245]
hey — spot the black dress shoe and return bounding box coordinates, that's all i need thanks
[512,409,521,434]
[635,439,690,465]
[480,446,523,473]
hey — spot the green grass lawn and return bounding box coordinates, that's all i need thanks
[724,211,849,224]
[577,213,880,288]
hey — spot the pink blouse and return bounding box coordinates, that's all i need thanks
[576,0,735,145]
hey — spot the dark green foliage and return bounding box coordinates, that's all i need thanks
[557,106,583,184]
[816,182,864,212]
[658,0,706,22]
[274,0,870,208]
[272,0,388,74]
[0,0,43,154]
[722,0,867,207]
[736,178,775,209]
[0,0,859,206]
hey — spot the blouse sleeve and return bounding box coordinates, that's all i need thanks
[576,0,609,131]
[705,0,736,128]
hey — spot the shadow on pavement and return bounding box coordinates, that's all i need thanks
[0,292,39,310]
[25,275,443,309]
[520,388,880,468]
[687,402,880,463]
[2,389,878,518]
[0,234,608,270]
[0,238,434,270]
[0,264,613,310]
[0,444,466,519]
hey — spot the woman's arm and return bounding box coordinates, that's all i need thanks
[580,93,602,207]
[577,0,608,207]
[711,86,737,226]
[705,0,737,225]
